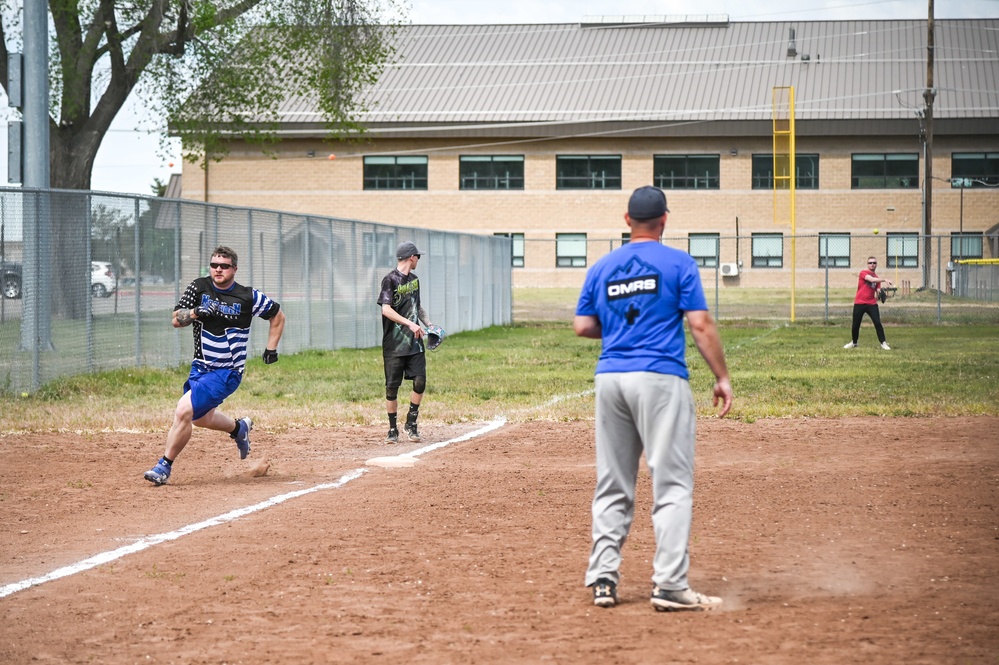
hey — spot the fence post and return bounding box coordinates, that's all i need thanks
[328,218,335,349]
[173,202,181,367]
[823,236,829,322]
[351,223,358,346]
[247,210,254,290]
[937,235,942,323]
[85,194,93,372]
[277,213,285,358]
[714,262,720,320]
[247,209,256,353]
[134,197,142,366]
[304,216,312,348]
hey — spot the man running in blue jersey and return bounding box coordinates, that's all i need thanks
[574,186,733,611]
[144,246,286,485]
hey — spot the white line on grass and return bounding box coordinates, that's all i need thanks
[0,417,507,600]
[725,323,788,351]
[507,389,595,417]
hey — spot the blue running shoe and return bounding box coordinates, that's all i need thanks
[144,457,171,485]
[232,417,253,459]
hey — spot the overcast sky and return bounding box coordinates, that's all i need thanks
[2,0,997,196]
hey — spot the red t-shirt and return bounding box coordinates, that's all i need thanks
[854,269,879,305]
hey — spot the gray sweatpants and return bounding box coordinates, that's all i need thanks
[584,372,697,591]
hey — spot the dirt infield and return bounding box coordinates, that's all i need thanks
[2,416,997,664]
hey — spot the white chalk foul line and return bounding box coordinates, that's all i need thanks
[0,417,507,600]
[402,416,507,457]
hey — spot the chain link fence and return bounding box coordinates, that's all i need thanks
[0,188,512,394]
[512,235,999,324]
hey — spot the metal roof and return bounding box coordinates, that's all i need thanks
[274,19,999,137]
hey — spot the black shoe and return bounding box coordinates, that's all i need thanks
[591,578,617,608]
[404,421,421,442]
[386,428,399,444]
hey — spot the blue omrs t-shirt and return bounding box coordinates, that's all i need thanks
[575,241,708,378]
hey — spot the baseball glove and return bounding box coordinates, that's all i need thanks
[424,324,446,351]
[878,286,897,304]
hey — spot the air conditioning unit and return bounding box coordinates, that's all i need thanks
[720,262,739,277]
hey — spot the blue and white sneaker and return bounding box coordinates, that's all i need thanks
[144,457,172,485]
[232,417,253,459]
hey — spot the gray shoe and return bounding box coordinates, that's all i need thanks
[404,422,422,442]
[650,586,722,612]
[386,427,399,444]
[143,457,171,486]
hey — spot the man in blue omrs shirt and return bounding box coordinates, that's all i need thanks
[574,186,733,612]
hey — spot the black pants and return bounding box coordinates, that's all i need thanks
[851,303,886,344]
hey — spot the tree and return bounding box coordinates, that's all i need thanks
[151,177,168,197]
[0,0,401,191]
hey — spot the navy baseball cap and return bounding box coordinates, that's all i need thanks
[628,186,669,220]
[396,241,421,260]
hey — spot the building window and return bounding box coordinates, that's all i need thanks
[951,153,999,187]
[363,156,428,190]
[556,233,587,267]
[689,233,720,267]
[494,232,525,267]
[752,154,819,189]
[886,232,919,268]
[621,233,631,245]
[951,232,984,261]
[654,155,720,189]
[460,156,524,190]
[752,233,783,268]
[556,156,621,190]
[818,233,850,268]
[851,154,918,189]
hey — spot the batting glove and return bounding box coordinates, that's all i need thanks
[194,300,219,320]
[262,348,279,364]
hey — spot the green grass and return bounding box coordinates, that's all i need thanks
[0,321,995,433]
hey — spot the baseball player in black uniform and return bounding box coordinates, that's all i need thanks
[377,241,436,443]
[144,245,285,485]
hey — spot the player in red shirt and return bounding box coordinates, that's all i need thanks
[844,256,894,350]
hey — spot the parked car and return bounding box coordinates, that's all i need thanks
[91,261,117,298]
[1,261,119,299]
[1,261,21,299]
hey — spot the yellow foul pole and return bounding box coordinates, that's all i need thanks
[772,86,797,322]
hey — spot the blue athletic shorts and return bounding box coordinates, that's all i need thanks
[184,365,243,420]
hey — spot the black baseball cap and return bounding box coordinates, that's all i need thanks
[396,241,421,260]
[628,186,670,220]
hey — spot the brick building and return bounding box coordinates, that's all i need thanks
[181,17,999,288]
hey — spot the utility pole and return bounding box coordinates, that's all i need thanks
[19,0,53,361]
[922,0,935,290]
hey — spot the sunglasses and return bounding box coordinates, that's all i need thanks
[210,262,233,270]
[868,261,878,265]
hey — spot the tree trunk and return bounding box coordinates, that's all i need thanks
[48,127,101,320]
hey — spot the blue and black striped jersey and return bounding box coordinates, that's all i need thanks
[176,277,280,372]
